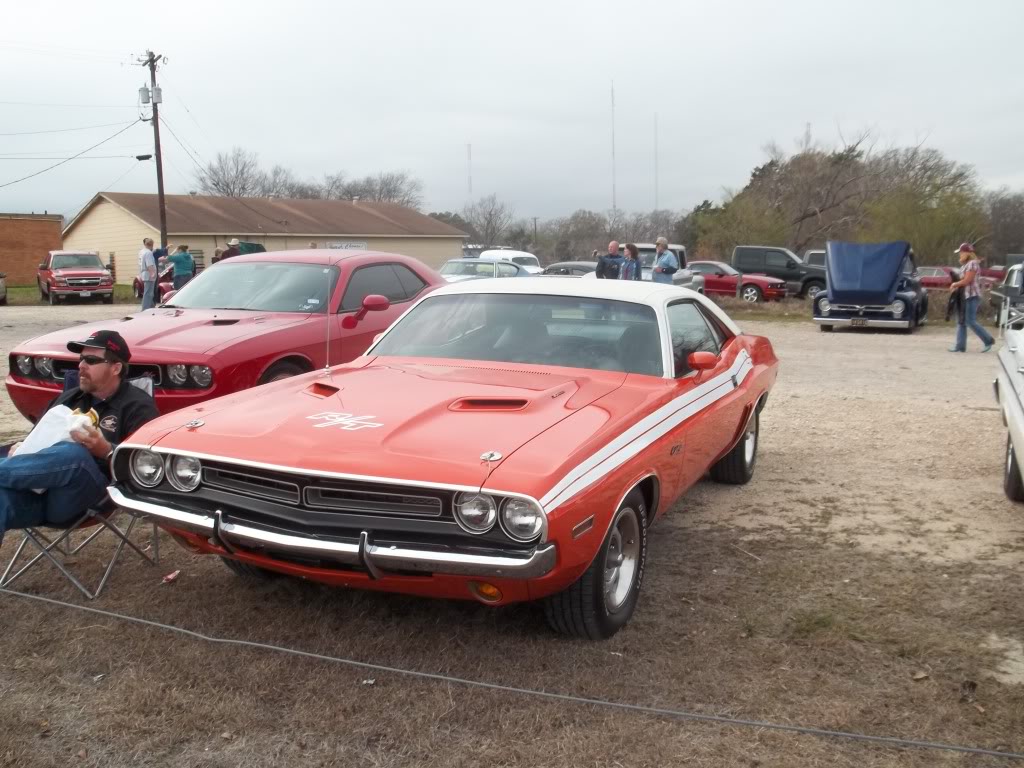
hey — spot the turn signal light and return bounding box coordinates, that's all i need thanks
[468,581,503,603]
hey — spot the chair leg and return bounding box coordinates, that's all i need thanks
[0,533,32,585]
[98,513,159,566]
[1,528,96,599]
[152,521,160,564]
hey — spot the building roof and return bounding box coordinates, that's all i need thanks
[64,193,467,239]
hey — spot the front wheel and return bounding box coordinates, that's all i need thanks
[710,410,759,484]
[544,489,648,640]
[740,284,763,303]
[258,361,307,385]
[221,557,280,580]
[819,325,833,333]
[48,290,58,306]
[1004,435,1024,502]
[803,281,825,300]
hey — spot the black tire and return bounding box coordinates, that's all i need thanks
[543,489,648,640]
[48,289,58,306]
[803,280,825,300]
[102,294,114,304]
[258,361,307,385]
[819,325,833,333]
[0,295,6,306]
[710,410,759,485]
[1004,435,1024,502]
[740,284,763,303]
[221,557,279,580]
[39,281,47,302]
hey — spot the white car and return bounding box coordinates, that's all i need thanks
[0,271,6,305]
[478,249,544,274]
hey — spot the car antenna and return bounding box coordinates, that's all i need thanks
[323,249,333,377]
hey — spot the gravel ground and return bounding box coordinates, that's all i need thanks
[1,303,1022,767]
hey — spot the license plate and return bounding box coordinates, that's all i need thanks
[850,318,868,327]
[80,291,91,297]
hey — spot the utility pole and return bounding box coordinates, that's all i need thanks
[654,113,659,211]
[611,81,617,216]
[531,216,538,247]
[140,50,167,249]
[467,143,473,200]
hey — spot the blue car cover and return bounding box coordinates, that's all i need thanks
[826,240,911,304]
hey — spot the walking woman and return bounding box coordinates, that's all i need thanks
[949,243,994,353]
[620,243,642,281]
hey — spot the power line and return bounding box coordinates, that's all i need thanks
[0,121,133,137]
[157,71,215,151]
[0,120,141,190]
[0,100,138,109]
[0,155,143,161]
[1,587,1022,762]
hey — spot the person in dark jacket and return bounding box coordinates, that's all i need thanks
[0,331,159,545]
[596,240,624,279]
[620,243,642,281]
[219,238,242,261]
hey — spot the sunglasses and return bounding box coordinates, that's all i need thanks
[79,354,111,366]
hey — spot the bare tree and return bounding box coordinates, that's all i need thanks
[989,190,1024,258]
[337,172,424,209]
[463,194,515,247]
[195,147,265,197]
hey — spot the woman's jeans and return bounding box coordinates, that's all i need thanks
[0,442,108,547]
[172,274,190,290]
[955,296,995,351]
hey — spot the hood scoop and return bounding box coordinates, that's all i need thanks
[211,319,240,326]
[449,397,529,412]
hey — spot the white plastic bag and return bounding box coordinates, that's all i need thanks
[15,405,84,457]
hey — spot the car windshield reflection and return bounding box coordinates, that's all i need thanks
[372,293,663,376]
[168,262,340,313]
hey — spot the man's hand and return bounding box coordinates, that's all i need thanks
[71,424,112,459]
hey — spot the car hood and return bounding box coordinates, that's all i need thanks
[15,308,311,358]
[826,240,909,304]
[142,359,626,489]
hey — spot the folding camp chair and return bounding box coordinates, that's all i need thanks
[0,373,160,599]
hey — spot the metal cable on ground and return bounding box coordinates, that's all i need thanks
[1,587,1020,761]
[0,120,141,189]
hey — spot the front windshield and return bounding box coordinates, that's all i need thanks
[52,253,103,270]
[511,255,539,267]
[372,293,663,376]
[166,261,339,312]
[440,261,496,278]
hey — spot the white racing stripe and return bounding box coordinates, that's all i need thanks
[540,350,753,512]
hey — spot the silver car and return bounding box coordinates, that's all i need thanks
[0,271,7,306]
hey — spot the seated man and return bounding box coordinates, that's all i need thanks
[0,331,159,546]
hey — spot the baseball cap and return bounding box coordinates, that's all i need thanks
[67,330,131,363]
[954,242,975,254]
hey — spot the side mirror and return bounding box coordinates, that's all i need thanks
[106,263,113,271]
[341,294,390,330]
[688,351,718,371]
[38,263,46,270]
[0,272,5,279]
[787,260,797,269]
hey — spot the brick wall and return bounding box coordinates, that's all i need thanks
[0,214,63,285]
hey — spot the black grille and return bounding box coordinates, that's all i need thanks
[67,277,101,287]
[305,483,443,517]
[50,359,162,385]
[201,460,451,520]
[204,466,300,504]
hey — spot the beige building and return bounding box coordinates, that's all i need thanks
[62,192,467,284]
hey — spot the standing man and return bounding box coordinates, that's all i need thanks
[220,238,242,261]
[596,241,623,279]
[651,237,679,284]
[138,238,157,310]
[0,331,159,546]
[949,243,994,353]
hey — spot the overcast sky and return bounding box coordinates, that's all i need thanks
[2,0,1022,224]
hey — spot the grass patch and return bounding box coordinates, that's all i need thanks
[4,284,136,306]
[788,609,837,638]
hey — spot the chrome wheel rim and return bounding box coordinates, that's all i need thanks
[744,422,758,465]
[742,286,759,303]
[807,285,821,299]
[603,507,640,612]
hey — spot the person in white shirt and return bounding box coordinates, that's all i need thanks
[138,238,157,310]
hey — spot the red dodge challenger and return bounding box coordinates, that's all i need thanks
[6,250,444,422]
[688,261,787,302]
[109,278,779,639]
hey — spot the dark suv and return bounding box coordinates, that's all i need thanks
[731,245,826,299]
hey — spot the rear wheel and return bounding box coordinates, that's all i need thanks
[544,489,648,640]
[258,361,306,385]
[710,410,759,484]
[741,284,763,303]
[803,281,825,300]
[1004,435,1024,502]
[221,557,280,580]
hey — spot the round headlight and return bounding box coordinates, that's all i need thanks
[189,365,213,388]
[166,364,188,386]
[131,450,165,487]
[34,357,53,376]
[15,355,33,375]
[454,493,497,533]
[167,455,202,491]
[818,298,831,315]
[500,498,545,542]
[891,299,906,317]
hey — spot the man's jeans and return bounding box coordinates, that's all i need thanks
[0,442,108,547]
[955,296,995,351]
[141,279,156,310]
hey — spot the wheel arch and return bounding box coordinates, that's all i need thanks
[256,354,315,383]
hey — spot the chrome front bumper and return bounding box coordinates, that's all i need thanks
[814,317,910,328]
[107,486,556,579]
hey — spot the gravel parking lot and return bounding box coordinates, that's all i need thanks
[0,303,1021,767]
